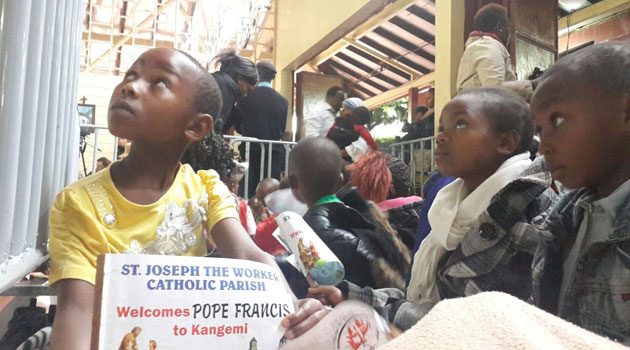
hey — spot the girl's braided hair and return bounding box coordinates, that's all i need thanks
[181,132,236,180]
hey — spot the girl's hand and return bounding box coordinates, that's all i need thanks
[281,299,330,339]
[306,285,347,307]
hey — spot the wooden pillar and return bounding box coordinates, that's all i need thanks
[278,69,294,140]
[434,0,465,133]
[408,87,419,123]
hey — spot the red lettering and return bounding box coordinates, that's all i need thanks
[290,230,304,239]
[116,306,130,318]
[115,306,190,318]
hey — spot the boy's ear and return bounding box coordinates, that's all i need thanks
[496,130,520,156]
[185,113,214,142]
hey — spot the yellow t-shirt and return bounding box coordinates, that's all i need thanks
[49,163,238,286]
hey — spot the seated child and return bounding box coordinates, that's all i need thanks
[345,151,422,251]
[48,48,324,349]
[308,87,557,331]
[327,98,377,161]
[288,137,410,289]
[249,178,280,223]
[529,41,630,343]
[223,162,256,236]
[249,178,284,256]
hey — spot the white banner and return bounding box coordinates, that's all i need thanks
[93,254,294,350]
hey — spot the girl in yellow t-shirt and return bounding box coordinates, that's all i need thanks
[49,48,326,350]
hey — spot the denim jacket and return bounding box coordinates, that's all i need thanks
[532,188,630,343]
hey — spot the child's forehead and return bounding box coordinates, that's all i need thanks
[443,94,483,115]
[532,78,585,112]
[132,48,196,76]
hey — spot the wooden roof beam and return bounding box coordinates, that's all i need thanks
[341,37,419,79]
[87,0,177,71]
[310,0,418,66]
[364,72,434,109]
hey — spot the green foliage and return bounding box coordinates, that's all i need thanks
[368,97,408,130]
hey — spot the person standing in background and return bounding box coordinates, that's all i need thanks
[456,4,539,100]
[235,61,288,197]
[211,50,258,134]
[303,86,345,138]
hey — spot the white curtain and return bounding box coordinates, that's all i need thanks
[0,0,84,293]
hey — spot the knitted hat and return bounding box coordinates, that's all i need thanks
[342,97,366,110]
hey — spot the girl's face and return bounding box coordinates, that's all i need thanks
[435,95,506,188]
[108,48,199,142]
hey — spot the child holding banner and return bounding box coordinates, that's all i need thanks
[48,48,327,350]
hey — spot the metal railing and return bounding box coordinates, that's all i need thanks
[79,124,120,176]
[387,136,436,196]
[77,131,296,200]
[224,136,297,199]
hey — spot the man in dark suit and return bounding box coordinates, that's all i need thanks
[236,61,289,197]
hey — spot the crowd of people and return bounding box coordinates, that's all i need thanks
[37,3,630,349]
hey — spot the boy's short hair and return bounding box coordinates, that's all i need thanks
[289,137,342,200]
[326,86,344,98]
[540,41,630,99]
[458,87,534,155]
[97,157,111,166]
[176,49,223,119]
[473,3,508,32]
[353,106,372,126]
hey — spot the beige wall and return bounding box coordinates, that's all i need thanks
[274,0,370,72]
[434,0,464,132]
[77,72,123,173]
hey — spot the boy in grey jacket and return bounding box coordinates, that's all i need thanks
[530,41,630,343]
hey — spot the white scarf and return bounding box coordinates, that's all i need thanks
[407,152,531,302]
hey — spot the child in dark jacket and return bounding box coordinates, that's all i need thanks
[345,151,422,251]
[288,137,409,289]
